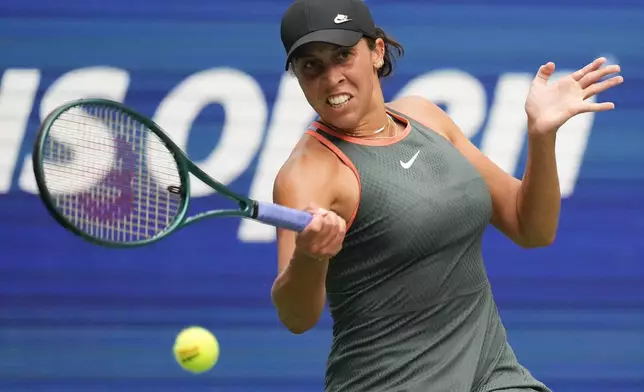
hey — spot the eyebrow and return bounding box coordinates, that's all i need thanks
[296,46,352,60]
[295,53,316,60]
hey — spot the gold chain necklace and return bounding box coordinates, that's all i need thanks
[343,114,397,140]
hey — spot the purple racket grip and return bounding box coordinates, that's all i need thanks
[254,201,313,232]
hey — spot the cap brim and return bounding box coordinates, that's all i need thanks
[284,30,363,70]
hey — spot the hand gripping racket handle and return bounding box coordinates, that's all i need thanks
[254,201,313,232]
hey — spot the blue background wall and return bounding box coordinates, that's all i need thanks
[1,0,643,391]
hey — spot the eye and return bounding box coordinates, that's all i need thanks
[294,60,315,75]
[337,50,352,60]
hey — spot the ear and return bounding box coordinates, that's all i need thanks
[372,38,385,69]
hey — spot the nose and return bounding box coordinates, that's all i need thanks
[321,63,346,86]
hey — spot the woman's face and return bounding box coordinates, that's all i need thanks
[291,38,384,131]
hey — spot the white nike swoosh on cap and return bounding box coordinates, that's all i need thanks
[334,14,352,24]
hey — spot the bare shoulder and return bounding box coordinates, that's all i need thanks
[387,96,458,143]
[273,133,342,210]
[275,133,340,186]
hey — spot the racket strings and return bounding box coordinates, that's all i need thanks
[41,104,183,243]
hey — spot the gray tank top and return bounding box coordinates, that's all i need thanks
[306,108,551,392]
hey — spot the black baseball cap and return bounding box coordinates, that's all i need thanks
[280,0,378,70]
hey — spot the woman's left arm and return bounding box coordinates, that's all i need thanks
[450,122,562,248]
[407,57,623,248]
[431,107,562,248]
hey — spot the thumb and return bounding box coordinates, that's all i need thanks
[304,202,328,216]
[534,62,556,84]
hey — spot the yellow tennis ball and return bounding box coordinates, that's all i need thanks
[173,326,220,374]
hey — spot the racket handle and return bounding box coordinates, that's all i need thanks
[254,201,313,232]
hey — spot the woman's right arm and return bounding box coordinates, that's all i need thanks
[270,141,346,334]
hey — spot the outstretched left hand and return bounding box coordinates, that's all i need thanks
[525,57,624,136]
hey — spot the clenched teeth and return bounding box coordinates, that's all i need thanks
[327,94,351,107]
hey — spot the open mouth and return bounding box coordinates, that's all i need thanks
[327,94,352,109]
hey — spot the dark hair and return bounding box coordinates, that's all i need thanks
[366,27,405,78]
[287,27,404,78]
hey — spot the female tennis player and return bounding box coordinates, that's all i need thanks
[271,0,623,391]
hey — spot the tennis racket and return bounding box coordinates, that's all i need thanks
[32,98,313,248]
